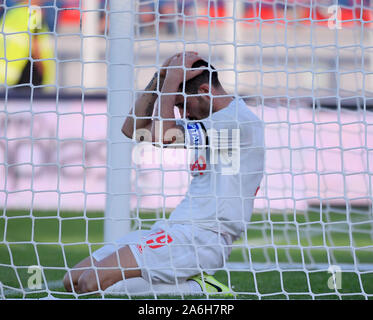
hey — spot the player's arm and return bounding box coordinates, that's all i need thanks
[121,72,164,140]
[152,52,203,146]
[121,54,177,140]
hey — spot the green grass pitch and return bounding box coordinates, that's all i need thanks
[0,209,372,299]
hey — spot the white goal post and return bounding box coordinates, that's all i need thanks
[105,0,134,242]
[0,0,372,299]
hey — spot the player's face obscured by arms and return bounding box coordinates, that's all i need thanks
[175,93,210,120]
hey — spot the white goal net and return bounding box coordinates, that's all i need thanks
[0,0,372,299]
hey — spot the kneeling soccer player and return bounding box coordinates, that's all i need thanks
[63,52,265,295]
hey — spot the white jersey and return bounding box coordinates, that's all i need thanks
[157,98,265,243]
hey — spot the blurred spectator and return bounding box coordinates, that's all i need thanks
[0,0,56,90]
[41,0,64,32]
[138,0,155,33]
[337,0,370,6]
[56,0,107,34]
[159,0,178,34]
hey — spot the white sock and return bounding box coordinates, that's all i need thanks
[104,278,202,296]
[187,279,203,293]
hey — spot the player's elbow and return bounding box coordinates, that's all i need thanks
[121,118,136,139]
[121,125,133,139]
[152,124,184,148]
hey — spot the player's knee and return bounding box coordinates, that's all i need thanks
[63,271,73,292]
[78,270,98,293]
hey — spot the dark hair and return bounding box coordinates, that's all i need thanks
[178,60,221,94]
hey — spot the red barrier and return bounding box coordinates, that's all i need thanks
[58,8,81,25]
[196,5,226,25]
[55,3,373,29]
[244,4,281,21]
[242,4,372,27]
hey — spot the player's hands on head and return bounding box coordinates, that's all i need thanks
[159,53,180,78]
[163,52,204,84]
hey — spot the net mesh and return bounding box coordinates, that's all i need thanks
[0,0,372,299]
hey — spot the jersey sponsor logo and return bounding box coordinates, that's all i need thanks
[190,155,207,175]
[136,230,174,253]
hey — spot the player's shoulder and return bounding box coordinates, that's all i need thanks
[211,98,262,126]
[236,99,262,123]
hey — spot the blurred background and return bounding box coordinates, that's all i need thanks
[1,1,373,298]
[0,0,373,212]
[0,0,371,97]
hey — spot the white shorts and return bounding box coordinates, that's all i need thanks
[92,222,231,284]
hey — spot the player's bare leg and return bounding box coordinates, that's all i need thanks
[63,245,141,293]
